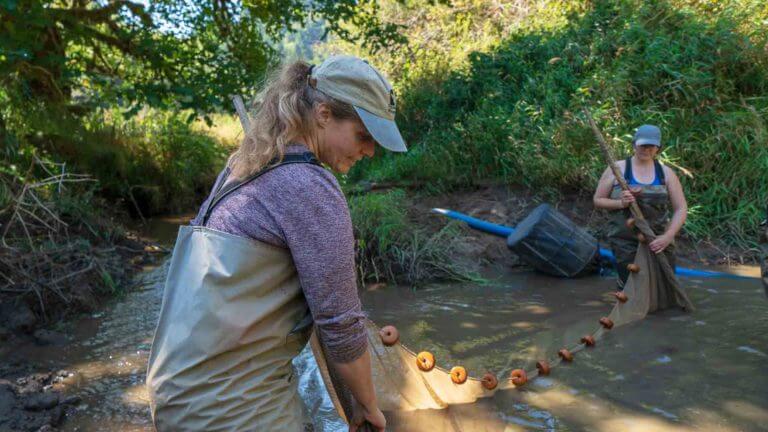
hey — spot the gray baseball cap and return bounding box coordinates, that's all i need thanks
[633,124,662,147]
[310,55,407,152]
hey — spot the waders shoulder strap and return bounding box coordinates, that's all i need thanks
[202,152,320,225]
[653,159,666,185]
[623,157,632,184]
[624,157,666,185]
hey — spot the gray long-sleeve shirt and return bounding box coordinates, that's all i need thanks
[190,144,367,363]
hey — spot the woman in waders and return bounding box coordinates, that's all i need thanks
[146,55,407,431]
[593,125,688,290]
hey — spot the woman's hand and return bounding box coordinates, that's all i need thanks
[649,233,673,254]
[619,190,636,208]
[349,399,386,432]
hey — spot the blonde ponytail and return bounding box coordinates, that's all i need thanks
[228,61,357,178]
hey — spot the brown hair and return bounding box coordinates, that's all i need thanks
[228,61,358,178]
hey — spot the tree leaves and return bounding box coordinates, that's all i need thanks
[0,0,405,118]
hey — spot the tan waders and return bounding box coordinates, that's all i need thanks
[146,154,320,431]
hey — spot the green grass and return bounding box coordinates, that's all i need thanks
[341,0,768,246]
[348,189,481,284]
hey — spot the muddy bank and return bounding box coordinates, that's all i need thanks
[0,367,82,432]
[0,260,167,432]
[0,234,165,432]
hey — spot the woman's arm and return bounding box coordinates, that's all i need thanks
[274,165,385,430]
[333,351,386,431]
[663,166,687,237]
[593,163,634,210]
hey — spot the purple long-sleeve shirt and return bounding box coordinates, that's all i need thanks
[190,144,367,363]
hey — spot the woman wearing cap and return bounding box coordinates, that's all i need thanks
[146,55,406,431]
[593,125,688,290]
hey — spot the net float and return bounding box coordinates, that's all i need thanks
[599,317,614,329]
[558,348,574,362]
[626,217,636,229]
[450,366,467,384]
[379,325,399,346]
[416,351,435,372]
[510,369,527,386]
[481,372,498,390]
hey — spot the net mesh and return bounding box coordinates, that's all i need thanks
[311,217,694,430]
[506,204,599,277]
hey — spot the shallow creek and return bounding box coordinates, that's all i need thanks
[8,219,766,431]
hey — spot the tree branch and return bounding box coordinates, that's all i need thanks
[49,1,152,27]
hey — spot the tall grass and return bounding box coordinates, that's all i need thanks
[76,109,228,216]
[3,107,229,216]
[349,189,480,284]
[340,0,768,245]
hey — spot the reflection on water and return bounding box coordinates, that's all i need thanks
[129,214,196,247]
[13,258,766,431]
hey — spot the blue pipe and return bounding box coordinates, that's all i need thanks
[432,208,755,280]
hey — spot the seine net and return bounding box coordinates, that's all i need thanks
[310,217,693,430]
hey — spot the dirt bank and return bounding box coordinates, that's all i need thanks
[408,184,759,272]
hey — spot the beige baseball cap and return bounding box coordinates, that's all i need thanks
[309,55,407,152]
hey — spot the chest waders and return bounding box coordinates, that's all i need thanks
[146,153,320,431]
[608,158,673,290]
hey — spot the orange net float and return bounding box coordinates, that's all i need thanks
[509,369,527,386]
[481,372,498,390]
[416,351,435,372]
[536,360,551,376]
[599,317,614,329]
[637,232,647,243]
[614,291,628,303]
[450,366,467,384]
[379,325,399,346]
[558,348,574,362]
[625,217,636,229]
[627,263,640,273]
[580,335,596,346]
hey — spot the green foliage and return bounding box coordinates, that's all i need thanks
[344,0,768,244]
[349,189,479,284]
[0,154,132,318]
[77,109,228,215]
[0,0,410,216]
[2,103,227,216]
[0,0,405,115]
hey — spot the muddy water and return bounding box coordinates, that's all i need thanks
[360,273,768,431]
[9,217,766,431]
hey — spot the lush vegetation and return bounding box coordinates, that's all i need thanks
[339,0,768,245]
[0,1,404,317]
[3,0,767,318]
[1,0,403,214]
[348,189,480,284]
